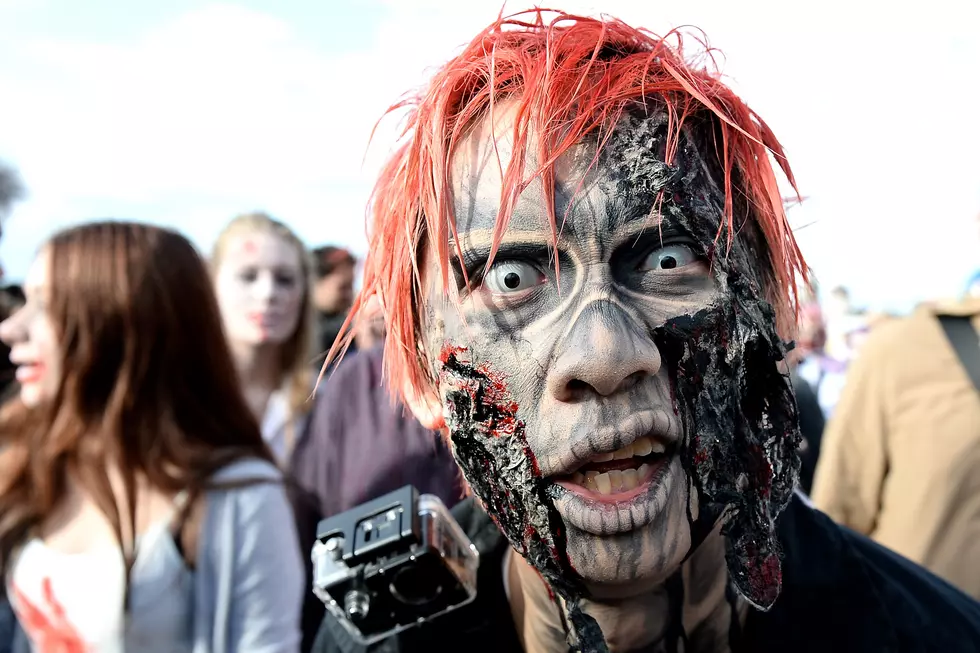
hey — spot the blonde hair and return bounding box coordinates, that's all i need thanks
[211,212,316,439]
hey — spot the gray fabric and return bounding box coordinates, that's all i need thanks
[10,458,305,653]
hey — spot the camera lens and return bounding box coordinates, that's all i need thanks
[389,565,443,606]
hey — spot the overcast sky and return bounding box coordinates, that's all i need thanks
[0,0,977,312]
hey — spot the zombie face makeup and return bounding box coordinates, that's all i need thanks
[215,231,304,348]
[415,101,800,634]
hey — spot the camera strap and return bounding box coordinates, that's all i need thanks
[938,315,980,395]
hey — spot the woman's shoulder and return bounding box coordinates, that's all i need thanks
[209,456,283,484]
[205,457,291,515]
[201,457,298,534]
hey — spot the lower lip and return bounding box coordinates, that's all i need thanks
[247,313,281,328]
[554,455,672,507]
[16,365,44,384]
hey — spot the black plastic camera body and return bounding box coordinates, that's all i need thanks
[311,485,479,644]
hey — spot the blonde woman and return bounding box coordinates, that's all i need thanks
[211,212,328,650]
[211,212,317,465]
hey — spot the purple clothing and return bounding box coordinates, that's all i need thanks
[290,345,463,519]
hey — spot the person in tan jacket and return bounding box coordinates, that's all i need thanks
[811,298,980,600]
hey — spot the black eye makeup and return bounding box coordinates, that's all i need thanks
[612,225,705,272]
[451,242,560,293]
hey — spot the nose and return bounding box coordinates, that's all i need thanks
[253,272,276,303]
[0,310,23,347]
[547,300,662,401]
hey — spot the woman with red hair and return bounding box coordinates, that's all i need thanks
[315,8,980,653]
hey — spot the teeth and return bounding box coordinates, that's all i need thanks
[607,470,623,492]
[569,465,655,496]
[584,471,599,491]
[621,468,639,491]
[595,436,667,463]
[595,472,612,494]
[632,437,652,456]
[564,438,670,496]
[612,447,632,460]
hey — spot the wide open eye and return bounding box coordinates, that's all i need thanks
[483,261,546,294]
[639,244,699,272]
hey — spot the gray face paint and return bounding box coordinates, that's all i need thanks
[421,103,800,651]
[600,109,800,609]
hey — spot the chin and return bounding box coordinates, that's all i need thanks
[258,334,291,347]
[244,330,291,347]
[19,385,45,409]
[555,457,694,597]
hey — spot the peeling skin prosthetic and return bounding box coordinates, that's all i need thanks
[420,103,800,652]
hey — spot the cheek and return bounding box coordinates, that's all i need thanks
[216,277,248,313]
[35,321,61,385]
[277,285,304,311]
[274,286,304,332]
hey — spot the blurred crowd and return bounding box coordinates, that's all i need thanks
[788,265,980,604]
[0,162,464,651]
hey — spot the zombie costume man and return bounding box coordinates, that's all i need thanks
[314,10,980,653]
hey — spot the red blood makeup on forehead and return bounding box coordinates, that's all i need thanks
[242,239,258,254]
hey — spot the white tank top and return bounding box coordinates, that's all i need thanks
[7,497,194,652]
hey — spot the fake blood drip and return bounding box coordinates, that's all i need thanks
[438,344,609,653]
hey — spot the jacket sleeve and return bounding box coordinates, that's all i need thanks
[205,472,306,653]
[810,324,896,535]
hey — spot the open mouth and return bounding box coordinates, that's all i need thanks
[555,435,676,498]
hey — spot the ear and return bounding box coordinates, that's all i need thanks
[403,381,446,431]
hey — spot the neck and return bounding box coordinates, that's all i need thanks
[514,526,745,653]
[231,341,282,390]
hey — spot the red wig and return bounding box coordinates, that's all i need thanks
[330,9,807,404]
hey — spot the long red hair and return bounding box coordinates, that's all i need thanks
[331,9,807,404]
[0,221,273,577]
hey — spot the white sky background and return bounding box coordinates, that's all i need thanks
[0,0,977,313]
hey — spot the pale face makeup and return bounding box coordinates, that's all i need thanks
[0,249,61,407]
[214,231,304,348]
[416,104,722,599]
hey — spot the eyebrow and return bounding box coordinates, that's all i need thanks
[615,218,690,247]
[451,240,555,273]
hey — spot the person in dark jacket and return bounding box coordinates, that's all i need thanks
[313,8,980,652]
[790,369,825,494]
[311,245,357,359]
[292,343,463,519]
[314,492,980,653]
